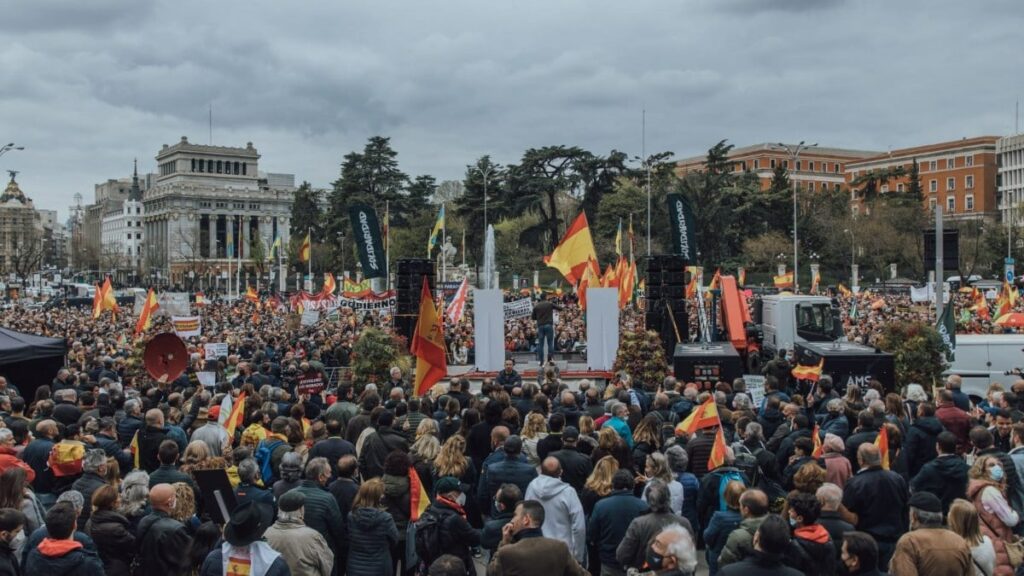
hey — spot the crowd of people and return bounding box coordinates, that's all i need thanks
[1,286,1024,575]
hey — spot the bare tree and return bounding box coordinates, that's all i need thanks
[173,227,211,291]
[9,231,47,283]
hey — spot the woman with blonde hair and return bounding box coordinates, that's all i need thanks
[346,478,399,576]
[640,452,683,515]
[431,434,479,524]
[967,454,1020,575]
[410,419,441,495]
[630,413,661,472]
[520,412,548,467]
[179,439,228,480]
[576,415,598,455]
[948,498,996,576]
[169,482,200,533]
[581,455,619,571]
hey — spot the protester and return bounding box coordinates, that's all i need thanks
[199,500,290,576]
[888,491,972,576]
[135,483,193,576]
[966,454,1020,575]
[487,499,588,576]
[0,508,26,576]
[346,478,399,576]
[718,514,803,576]
[588,469,649,575]
[423,476,481,576]
[22,502,104,575]
[946,498,996,576]
[83,484,135,576]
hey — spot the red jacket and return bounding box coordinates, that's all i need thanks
[0,444,35,483]
[935,403,972,454]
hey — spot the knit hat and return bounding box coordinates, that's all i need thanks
[435,476,461,495]
[208,405,221,420]
[278,490,305,513]
[908,491,942,514]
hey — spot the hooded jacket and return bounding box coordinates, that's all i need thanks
[903,416,944,478]
[23,538,105,576]
[346,507,398,576]
[719,514,768,568]
[84,509,135,576]
[910,454,969,514]
[382,473,411,534]
[524,474,587,564]
[784,524,836,576]
[358,426,409,480]
[819,412,849,440]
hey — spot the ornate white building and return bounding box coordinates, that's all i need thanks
[100,161,146,282]
[143,137,294,286]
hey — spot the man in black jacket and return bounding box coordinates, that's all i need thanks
[358,411,409,480]
[136,484,193,576]
[70,450,109,524]
[536,412,565,462]
[841,444,908,569]
[496,359,523,394]
[137,408,170,473]
[477,436,537,512]
[480,483,521,556]
[549,427,593,494]
[0,508,25,576]
[909,431,968,515]
[775,414,812,472]
[532,293,560,364]
[784,492,836,576]
[428,476,481,575]
[116,398,143,449]
[903,402,944,479]
[844,411,879,473]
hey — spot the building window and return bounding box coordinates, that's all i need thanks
[783,160,789,169]
[242,163,247,175]
[966,175,974,189]
[930,179,938,192]
[191,159,196,172]
[947,196,955,212]
[198,159,204,173]
[948,157,956,169]
[881,184,889,193]
[137,233,142,239]
[966,195,975,211]
[795,160,802,171]
[754,159,760,169]
[807,182,815,192]
[834,163,840,174]
[929,160,937,171]
[947,177,955,190]
[216,160,223,174]
[966,155,974,167]
[126,232,131,240]
[234,161,241,174]
[897,183,905,192]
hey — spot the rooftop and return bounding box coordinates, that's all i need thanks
[677,142,880,165]
[157,136,260,159]
[846,136,1000,166]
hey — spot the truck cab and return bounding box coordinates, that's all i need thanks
[758,294,842,357]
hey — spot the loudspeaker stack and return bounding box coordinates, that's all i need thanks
[394,259,436,340]
[644,255,689,358]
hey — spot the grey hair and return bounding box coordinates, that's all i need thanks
[365,383,378,394]
[732,393,752,410]
[745,422,764,441]
[83,449,108,473]
[714,391,727,404]
[277,508,303,523]
[57,490,84,512]
[305,456,331,480]
[610,402,628,416]
[683,387,698,401]
[238,458,260,484]
[0,429,12,442]
[911,507,944,527]
[124,398,141,415]
[864,389,881,403]
[120,470,151,516]
[904,383,928,403]
[660,524,698,572]
[0,396,8,406]
[665,445,689,473]
[827,398,844,412]
[868,399,886,416]
[644,479,672,513]
[816,483,843,510]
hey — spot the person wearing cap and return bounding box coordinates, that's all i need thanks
[191,404,230,457]
[426,476,481,575]
[200,500,290,576]
[263,491,333,576]
[888,491,971,576]
[548,426,593,494]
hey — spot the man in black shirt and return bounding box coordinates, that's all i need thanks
[532,293,561,363]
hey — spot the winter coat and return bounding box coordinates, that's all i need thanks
[263,518,333,576]
[632,440,657,474]
[968,479,1019,576]
[23,538,104,576]
[525,475,587,565]
[0,445,34,483]
[819,412,850,440]
[910,454,969,514]
[84,509,135,576]
[71,472,109,524]
[382,473,411,534]
[676,471,702,536]
[591,440,633,473]
[358,426,410,480]
[426,498,481,576]
[587,489,649,569]
[135,510,193,576]
[841,466,908,542]
[292,480,346,555]
[615,511,692,569]
[822,452,853,489]
[234,482,276,512]
[481,510,514,555]
[0,540,20,576]
[346,507,398,576]
[696,467,750,529]
[549,446,593,493]
[784,524,836,576]
[889,527,973,576]
[704,509,743,574]
[935,404,972,454]
[115,415,143,448]
[718,514,768,568]
[903,416,945,479]
[718,551,804,576]
[758,408,786,442]
[479,452,536,509]
[20,438,55,494]
[486,528,588,576]
[199,542,291,576]
[844,426,879,473]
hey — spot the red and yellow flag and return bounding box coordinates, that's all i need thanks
[411,277,447,397]
[685,268,698,299]
[299,233,312,263]
[195,292,207,306]
[92,284,103,319]
[543,211,598,285]
[245,286,258,303]
[812,424,824,458]
[709,427,728,470]
[791,358,825,382]
[708,268,722,291]
[601,263,619,288]
[618,257,636,310]
[971,288,990,320]
[48,442,85,477]
[773,272,794,289]
[134,288,159,337]
[874,424,890,470]
[409,467,431,521]
[321,272,337,296]
[838,283,852,297]
[578,257,601,311]
[130,431,140,470]
[675,396,720,436]
[810,270,821,295]
[737,268,746,287]
[995,281,1014,318]
[225,392,247,442]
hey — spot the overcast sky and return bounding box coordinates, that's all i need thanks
[2,0,1022,219]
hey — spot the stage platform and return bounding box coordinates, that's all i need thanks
[447,354,612,391]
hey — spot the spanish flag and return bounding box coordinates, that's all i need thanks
[619,258,637,309]
[195,292,207,306]
[410,277,447,397]
[995,281,1014,317]
[299,233,311,263]
[130,431,140,470]
[48,441,86,477]
[134,288,159,337]
[225,392,247,442]
[773,272,794,289]
[321,273,337,296]
[267,236,281,262]
[870,297,886,310]
[615,218,623,257]
[791,358,825,382]
[544,211,598,285]
[838,283,852,297]
[578,257,601,311]
[409,467,431,521]
[92,283,104,319]
[602,263,619,288]
[970,288,990,320]
[738,268,746,287]
[428,204,445,255]
[685,268,698,299]
[708,427,728,471]
[874,424,890,470]
[812,424,824,458]
[675,396,720,436]
[245,286,258,303]
[708,268,722,291]
[810,270,821,295]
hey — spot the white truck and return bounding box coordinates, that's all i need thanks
[945,334,1024,400]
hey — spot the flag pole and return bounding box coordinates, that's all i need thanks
[307,227,312,292]
[385,201,391,291]
[442,203,447,284]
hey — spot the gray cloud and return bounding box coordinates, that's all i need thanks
[0,0,1021,220]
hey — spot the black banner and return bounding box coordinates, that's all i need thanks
[666,193,697,261]
[348,204,386,279]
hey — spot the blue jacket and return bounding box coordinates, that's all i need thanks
[478,453,537,511]
[345,507,399,576]
[24,539,105,576]
[818,413,849,440]
[587,489,649,568]
[116,416,143,448]
[703,508,743,573]
[603,417,634,448]
[234,482,276,512]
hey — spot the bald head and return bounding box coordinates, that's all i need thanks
[36,419,58,439]
[150,483,176,513]
[858,443,882,468]
[541,457,563,478]
[739,489,769,517]
[145,409,164,427]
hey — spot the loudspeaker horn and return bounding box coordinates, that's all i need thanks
[143,332,189,383]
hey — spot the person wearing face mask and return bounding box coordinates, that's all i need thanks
[0,508,26,576]
[966,455,1020,575]
[781,492,836,576]
[135,483,194,576]
[888,491,971,576]
[624,524,698,576]
[487,499,588,575]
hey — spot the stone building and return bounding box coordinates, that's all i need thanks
[100,161,146,283]
[0,172,44,279]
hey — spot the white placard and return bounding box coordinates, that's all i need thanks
[503,297,533,320]
[205,343,229,360]
[744,374,766,406]
[474,289,505,372]
[197,372,217,387]
[586,288,619,371]
[171,315,202,338]
[301,310,320,326]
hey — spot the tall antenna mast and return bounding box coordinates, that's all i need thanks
[209,103,213,145]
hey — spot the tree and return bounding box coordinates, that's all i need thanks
[455,156,506,263]
[326,137,411,240]
[594,177,649,264]
[434,180,464,204]
[769,164,790,196]
[850,165,907,205]
[876,321,947,390]
[906,158,923,202]
[290,182,325,243]
[406,175,436,216]
[741,232,791,274]
[508,146,590,251]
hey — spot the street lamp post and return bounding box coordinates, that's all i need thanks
[773,142,817,292]
[0,143,25,160]
[479,163,495,244]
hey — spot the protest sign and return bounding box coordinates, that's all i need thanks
[205,343,229,360]
[172,316,202,338]
[744,374,766,406]
[297,370,324,395]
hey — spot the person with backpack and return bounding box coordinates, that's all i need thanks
[782,492,836,576]
[696,447,749,531]
[718,488,771,569]
[255,417,294,485]
[415,476,480,576]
